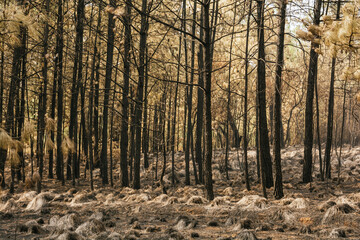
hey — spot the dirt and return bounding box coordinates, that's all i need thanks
[0,146,360,239]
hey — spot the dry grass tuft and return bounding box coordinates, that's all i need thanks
[0,128,13,150]
[22,120,35,143]
[45,117,56,133]
[7,148,20,167]
[45,137,55,152]
[61,136,75,156]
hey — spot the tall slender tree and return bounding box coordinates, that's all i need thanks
[133,0,148,189]
[204,0,214,200]
[120,0,132,187]
[257,0,273,189]
[324,0,341,180]
[56,0,65,184]
[100,0,117,185]
[273,0,287,199]
[303,0,322,183]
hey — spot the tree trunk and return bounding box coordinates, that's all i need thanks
[257,0,273,189]
[204,0,214,200]
[243,0,252,191]
[68,0,84,185]
[303,0,322,183]
[120,0,132,187]
[56,0,65,184]
[273,0,287,199]
[196,3,205,184]
[324,0,340,180]
[133,0,148,189]
[100,0,116,185]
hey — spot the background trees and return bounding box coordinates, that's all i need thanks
[0,0,360,200]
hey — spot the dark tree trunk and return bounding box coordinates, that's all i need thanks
[171,11,183,186]
[37,0,50,183]
[101,0,117,185]
[56,0,65,184]
[185,0,197,185]
[224,1,237,181]
[324,0,340,180]
[142,48,149,169]
[0,41,4,126]
[203,0,214,200]
[257,0,273,189]
[2,18,23,189]
[303,0,322,183]
[133,0,148,189]
[196,3,205,184]
[243,0,252,191]
[88,1,102,190]
[273,0,287,199]
[182,0,190,186]
[120,0,132,187]
[68,0,85,184]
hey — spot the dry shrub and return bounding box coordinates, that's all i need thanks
[22,120,35,143]
[45,117,56,133]
[45,138,55,152]
[123,193,151,203]
[288,198,309,209]
[186,195,208,205]
[237,195,268,210]
[210,196,231,206]
[0,128,13,150]
[61,136,75,156]
[24,173,41,190]
[7,148,20,167]
[75,219,106,237]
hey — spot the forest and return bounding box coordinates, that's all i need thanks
[0,0,360,239]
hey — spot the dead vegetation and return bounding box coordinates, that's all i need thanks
[0,146,360,239]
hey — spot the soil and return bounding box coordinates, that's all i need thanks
[0,145,360,239]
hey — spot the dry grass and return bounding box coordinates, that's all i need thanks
[0,128,13,150]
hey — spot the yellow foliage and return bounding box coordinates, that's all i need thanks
[21,120,35,143]
[0,129,13,150]
[61,136,75,156]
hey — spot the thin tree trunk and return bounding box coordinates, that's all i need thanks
[133,0,148,189]
[273,0,287,200]
[337,80,346,184]
[109,54,120,188]
[120,0,132,187]
[257,0,273,191]
[243,0,252,191]
[182,0,190,186]
[56,0,65,185]
[101,0,116,185]
[37,0,50,183]
[203,0,214,200]
[196,3,205,184]
[171,14,183,186]
[68,0,84,185]
[0,41,4,126]
[324,0,340,180]
[224,1,237,181]
[303,0,322,183]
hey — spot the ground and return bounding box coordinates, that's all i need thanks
[0,145,360,239]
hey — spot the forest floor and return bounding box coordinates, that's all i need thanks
[0,145,360,240]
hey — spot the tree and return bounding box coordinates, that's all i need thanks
[203,0,214,201]
[100,0,117,185]
[303,0,322,183]
[273,0,287,200]
[120,0,132,188]
[257,0,273,191]
[133,0,148,189]
[324,0,341,180]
